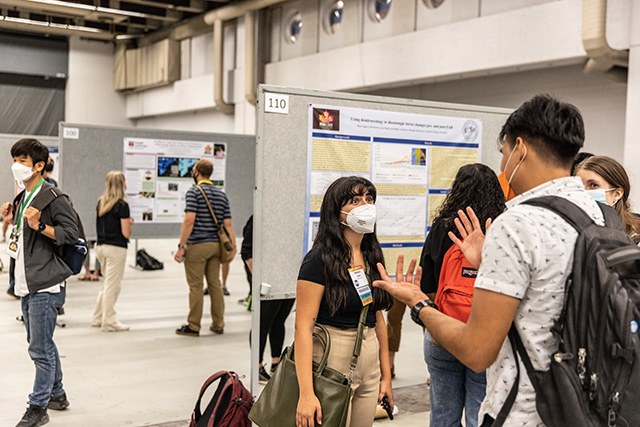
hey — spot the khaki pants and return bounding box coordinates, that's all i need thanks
[313,325,381,427]
[93,244,127,328]
[386,298,406,352]
[184,242,224,332]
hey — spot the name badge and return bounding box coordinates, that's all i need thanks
[348,265,373,306]
[7,238,19,259]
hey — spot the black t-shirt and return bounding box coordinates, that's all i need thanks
[298,248,377,329]
[96,201,130,248]
[241,215,253,261]
[419,220,454,294]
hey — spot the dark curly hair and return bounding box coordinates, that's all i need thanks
[312,176,393,315]
[433,163,506,236]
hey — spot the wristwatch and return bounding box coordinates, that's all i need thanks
[410,299,437,327]
[38,222,46,232]
[178,244,186,250]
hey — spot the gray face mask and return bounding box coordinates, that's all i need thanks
[340,204,377,234]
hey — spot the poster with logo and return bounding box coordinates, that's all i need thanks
[306,105,481,269]
[123,137,226,223]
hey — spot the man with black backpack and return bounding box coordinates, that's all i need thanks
[373,95,639,426]
[2,139,79,427]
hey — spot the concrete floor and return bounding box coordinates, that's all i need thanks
[0,238,431,427]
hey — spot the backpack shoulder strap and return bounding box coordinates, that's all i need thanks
[597,202,624,231]
[521,196,594,233]
[31,186,64,211]
[193,371,231,427]
[491,324,522,426]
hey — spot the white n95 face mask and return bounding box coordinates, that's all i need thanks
[341,204,377,234]
[11,163,34,182]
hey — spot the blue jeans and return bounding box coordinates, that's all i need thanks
[424,329,486,427]
[21,287,66,407]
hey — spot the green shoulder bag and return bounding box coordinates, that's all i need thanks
[249,305,370,427]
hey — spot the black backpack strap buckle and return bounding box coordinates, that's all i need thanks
[610,343,634,364]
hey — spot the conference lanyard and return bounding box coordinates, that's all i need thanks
[15,178,44,233]
[197,180,213,185]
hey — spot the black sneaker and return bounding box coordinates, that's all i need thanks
[223,287,230,296]
[47,392,69,410]
[269,362,279,376]
[258,365,271,385]
[16,405,49,427]
[175,324,199,337]
[204,288,209,295]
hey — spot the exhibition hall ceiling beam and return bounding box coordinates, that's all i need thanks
[0,0,249,40]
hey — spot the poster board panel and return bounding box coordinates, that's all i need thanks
[59,123,254,240]
[256,85,512,300]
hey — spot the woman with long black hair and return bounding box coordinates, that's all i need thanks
[420,163,506,427]
[295,176,394,427]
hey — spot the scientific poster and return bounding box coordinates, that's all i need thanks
[123,137,227,223]
[305,105,481,270]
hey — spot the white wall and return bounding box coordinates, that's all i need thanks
[94,0,628,165]
[370,65,628,160]
[134,108,236,133]
[65,37,131,127]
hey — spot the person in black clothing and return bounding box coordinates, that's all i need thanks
[239,215,253,304]
[241,215,296,384]
[92,171,133,332]
[419,163,506,427]
[43,157,58,187]
[295,176,394,427]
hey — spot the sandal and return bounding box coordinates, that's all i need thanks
[91,276,100,281]
[78,275,92,281]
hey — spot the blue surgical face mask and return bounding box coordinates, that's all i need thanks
[586,188,616,205]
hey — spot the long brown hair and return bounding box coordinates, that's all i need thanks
[576,156,640,240]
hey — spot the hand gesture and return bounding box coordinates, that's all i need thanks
[1,202,13,220]
[447,207,491,269]
[24,207,41,230]
[373,255,426,308]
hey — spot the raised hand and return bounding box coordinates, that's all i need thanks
[373,255,426,308]
[447,207,491,269]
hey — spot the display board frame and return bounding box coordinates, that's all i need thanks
[58,123,255,240]
[254,85,512,302]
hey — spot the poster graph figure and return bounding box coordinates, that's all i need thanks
[412,148,426,166]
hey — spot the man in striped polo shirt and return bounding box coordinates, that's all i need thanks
[174,159,236,337]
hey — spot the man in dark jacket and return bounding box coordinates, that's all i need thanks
[2,139,79,427]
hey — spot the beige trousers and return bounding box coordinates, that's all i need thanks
[184,241,224,332]
[313,325,381,427]
[93,244,127,328]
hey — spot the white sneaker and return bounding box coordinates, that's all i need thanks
[102,322,130,332]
